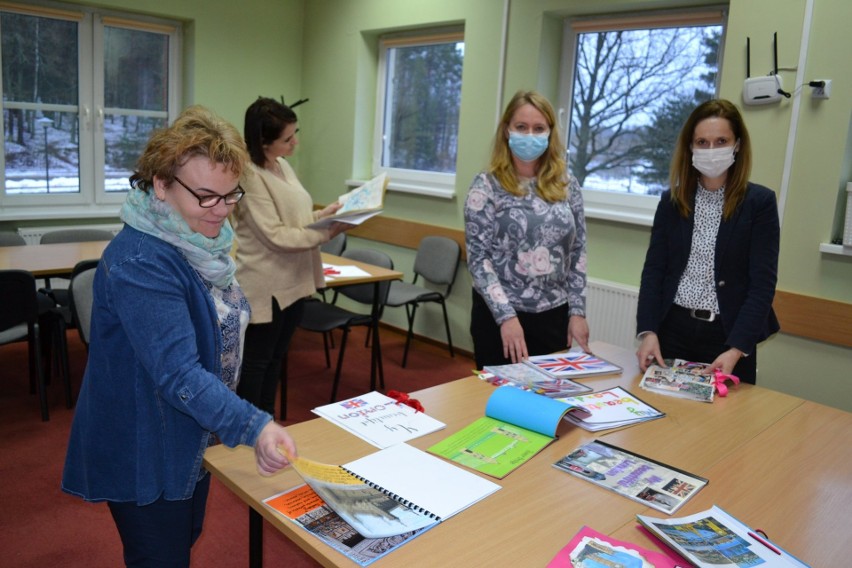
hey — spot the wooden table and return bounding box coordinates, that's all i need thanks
[205,342,848,567]
[0,240,110,277]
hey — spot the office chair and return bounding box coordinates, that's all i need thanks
[0,270,56,421]
[0,231,27,247]
[69,267,97,348]
[296,248,394,402]
[385,236,461,367]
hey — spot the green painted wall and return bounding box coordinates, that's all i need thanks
[7,0,849,409]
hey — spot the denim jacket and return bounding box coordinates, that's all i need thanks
[62,225,271,505]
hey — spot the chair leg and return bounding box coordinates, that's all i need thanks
[54,317,73,408]
[440,299,455,358]
[321,332,331,368]
[373,323,385,390]
[401,303,418,368]
[33,323,49,421]
[330,328,351,402]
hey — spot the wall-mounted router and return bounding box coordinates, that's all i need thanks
[742,33,790,106]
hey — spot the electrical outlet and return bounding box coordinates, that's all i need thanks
[811,79,832,99]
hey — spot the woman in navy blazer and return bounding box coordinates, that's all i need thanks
[636,99,779,384]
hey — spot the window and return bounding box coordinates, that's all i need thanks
[373,30,464,199]
[0,2,179,219]
[558,10,726,224]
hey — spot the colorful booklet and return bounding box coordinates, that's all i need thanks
[524,351,622,379]
[428,386,591,479]
[555,387,665,432]
[481,362,592,397]
[546,525,687,568]
[307,173,387,229]
[312,391,446,448]
[265,483,432,566]
[639,359,716,403]
[637,505,811,567]
[553,440,708,514]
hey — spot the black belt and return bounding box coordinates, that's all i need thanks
[673,304,718,322]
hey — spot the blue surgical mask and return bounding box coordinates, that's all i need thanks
[508,131,549,162]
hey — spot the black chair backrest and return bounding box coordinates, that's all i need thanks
[40,228,114,244]
[0,270,39,332]
[339,249,393,306]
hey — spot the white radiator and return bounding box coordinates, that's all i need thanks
[17,223,123,245]
[586,278,639,351]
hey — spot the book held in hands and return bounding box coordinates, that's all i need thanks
[553,440,708,514]
[480,362,592,397]
[637,505,811,567]
[639,359,716,403]
[524,351,622,379]
[307,172,388,229]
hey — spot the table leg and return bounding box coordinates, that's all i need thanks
[249,507,263,568]
[370,281,384,390]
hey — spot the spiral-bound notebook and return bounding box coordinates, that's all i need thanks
[342,443,501,523]
[269,443,501,539]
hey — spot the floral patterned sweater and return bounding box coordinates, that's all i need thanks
[464,172,587,324]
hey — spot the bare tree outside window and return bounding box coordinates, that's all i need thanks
[381,40,463,174]
[567,23,722,196]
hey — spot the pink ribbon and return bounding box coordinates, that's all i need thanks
[713,369,740,396]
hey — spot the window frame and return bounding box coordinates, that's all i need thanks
[557,8,727,226]
[0,1,180,221]
[371,29,464,200]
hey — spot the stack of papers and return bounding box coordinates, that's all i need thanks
[481,362,592,397]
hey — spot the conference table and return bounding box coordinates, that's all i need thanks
[0,240,110,277]
[204,341,852,567]
[0,241,401,405]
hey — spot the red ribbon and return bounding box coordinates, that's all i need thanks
[387,390,424,413]
[713,369,740,397]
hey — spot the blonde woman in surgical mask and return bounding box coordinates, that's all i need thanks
[636,99,780,384]
[464,90,590,370]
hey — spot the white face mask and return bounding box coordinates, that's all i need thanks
[692,144,737,179]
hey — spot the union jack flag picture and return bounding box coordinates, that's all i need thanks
[524,352,621,379]
[340,397,370,409]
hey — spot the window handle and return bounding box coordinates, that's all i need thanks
[82,106,91,128]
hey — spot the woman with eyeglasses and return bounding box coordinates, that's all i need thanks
[464,90,590,369]
[636,99,780,384]
[62,106,297,566]
[233,97,348,416]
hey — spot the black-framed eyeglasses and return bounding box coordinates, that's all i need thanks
[173,176,245,208]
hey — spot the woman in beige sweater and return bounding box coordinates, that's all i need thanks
[233,97,348,414]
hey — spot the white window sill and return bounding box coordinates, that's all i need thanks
[0,204,122,222]
[345,177,456,200]
[580,189,659,227]
[819,243,852,256]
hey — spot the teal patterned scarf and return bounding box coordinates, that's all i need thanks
[120,188,236,289]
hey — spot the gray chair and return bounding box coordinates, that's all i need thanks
[318,233,347,304]
[320,232,347,257]
[385,236,461,367]
[0,270,51,420]
[39,228,114,245]
[296,248,394,402]
[0,231,27,247]
[69,266,97,348]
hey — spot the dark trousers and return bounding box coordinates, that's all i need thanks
[238,297,305,414]
[107,474,210,568]
[657,305,757,384]
[470,289,570,369]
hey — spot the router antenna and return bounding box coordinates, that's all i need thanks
[746,37,751,78]
[773,32,778,75]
